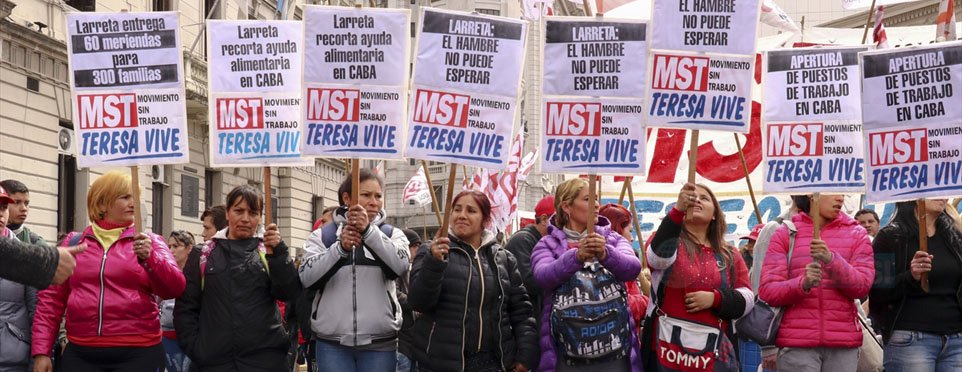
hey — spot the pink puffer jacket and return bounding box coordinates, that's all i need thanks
[31,225,185,356]
[758,212,874,348]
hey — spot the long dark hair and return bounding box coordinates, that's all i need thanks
[681,184,733,269]
[889,201,962,252]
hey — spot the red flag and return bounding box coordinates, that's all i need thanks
[936,0,958,42]
[873,6,889,49]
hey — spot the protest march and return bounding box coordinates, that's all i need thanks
[0,1,960,372]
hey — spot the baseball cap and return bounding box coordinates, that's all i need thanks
[535,195,556,217]
[0,185,13,204]
[740,223,765,241]
[402,228,422,246]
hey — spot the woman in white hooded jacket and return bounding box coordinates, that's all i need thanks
[298,169,410,372]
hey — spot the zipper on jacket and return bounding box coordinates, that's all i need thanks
[476,249,485,352]
[352,248,358,347]
[460,249,472,372]
[97,246,109,335]
[426,321,437,355]
[495,250,506,369]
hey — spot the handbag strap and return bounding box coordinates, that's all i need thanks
[783,220,798,265]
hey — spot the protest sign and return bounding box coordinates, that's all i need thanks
[412,8,526,98]
[543,17,648,97]
[651,0,761,56]
[301,6,410,159]
[66,11,188,168]
[763,121,866,193]
[860,42,962,129]
[646,51,754,132]
[540,98,646,174]
[864,122,962,203]
[860,41,962,203]
[764,46,867,122]
[404,8,527,169]
[207,20,308,167]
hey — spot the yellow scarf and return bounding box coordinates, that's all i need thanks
[91,223,126,250]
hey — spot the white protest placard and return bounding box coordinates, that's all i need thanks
[207,20,308,167]
[651,0,761,56]
[764,46,867,122]
[860,42,962,130]
[543,17,648,98]
[859,41,962,203]
[540,98,647,174]
[646,51,754,132]
[412,8,527,98]
[301,6,410,159]
[763,121,866,193]
[403,8,527,169]
[66,11,188,168]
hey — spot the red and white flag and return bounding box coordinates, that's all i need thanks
[936,0,958,42]
[873,6,889,49]
[402,167,431,207]
[522,0,553,20]
[594,0,634,14]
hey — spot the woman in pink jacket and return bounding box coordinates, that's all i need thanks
[31,171,186,371]
[759,194,875,372]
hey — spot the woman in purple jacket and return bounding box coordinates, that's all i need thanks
[531,178,642,372]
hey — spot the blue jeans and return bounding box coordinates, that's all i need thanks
[161,337,190,372]
[315,341,396,372]
[396,352,412,372]
[884,330,962,372]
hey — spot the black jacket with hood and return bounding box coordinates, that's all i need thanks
[407,231,538,372]
[175,228,302,372]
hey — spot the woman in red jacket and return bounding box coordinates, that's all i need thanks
[597,203,650,326]
[641,183,753,371]
[31,171,186,371]
[759,194,875,372]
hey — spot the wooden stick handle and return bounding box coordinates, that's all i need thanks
[438,166,458,238]
[263,167,272,226]
[812,193,822,240]
[617,177,630,205]
[130,166,143,233]
[588,175,597,234]
[688,130,699,183]
[421,161,443,226]
[734,134,762,223]
[861,0,879,44]
[351,160,360,207]
[917,199,930,293]
[626,182,645,269]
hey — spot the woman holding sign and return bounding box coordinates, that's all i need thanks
[31,171,185,372]
[759,195,875,372]
[408,190,538,372]
[870,199,962,371]
[640,183,752,372]
[175,185,302,372]
[531,178,641,372]
[299,169,411,372]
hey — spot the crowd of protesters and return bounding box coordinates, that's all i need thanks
[0,170,961,372]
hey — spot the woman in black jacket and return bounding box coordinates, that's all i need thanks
[408,191,538,372]
[175,185,302,371]
[870,199,962,371]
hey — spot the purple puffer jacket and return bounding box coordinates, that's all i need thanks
[531,217,643,372]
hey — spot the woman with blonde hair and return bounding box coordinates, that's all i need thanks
[531,178,641,371]
[32,171,185,371]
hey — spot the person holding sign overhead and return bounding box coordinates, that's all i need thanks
[31,171,186,372]
[175,185,302,372]
[299,169,411,372]
[641,183,752,372]
[870,199,962,371]
[408,190,538,372]
[759,195,875,372]
[531,178,641,372]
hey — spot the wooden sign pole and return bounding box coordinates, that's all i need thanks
[130,166,143,232]
[588,174,598,234]
[734,134,763,223]
[438,166,458,237]
[263,167,272,226]
[917,199,930,293]
[421,160,443,226]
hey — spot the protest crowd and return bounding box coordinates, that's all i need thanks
[2,1,962,372]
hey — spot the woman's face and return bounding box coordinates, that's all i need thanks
[450,196,484,243]
[563,187,598,228]
[816,194,844,221]
[104,193,135,225]
[684,186,716,225]
[167,236,191,268]
[227,198,261,240]
[341,179,383,222]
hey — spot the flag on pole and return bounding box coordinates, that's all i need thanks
[521,0,553,20]
[873,6,889,49]
[594,0,633,14]
[403,167,432,207]
[936,0,958,42]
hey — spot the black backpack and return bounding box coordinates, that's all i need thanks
[549,261,631,365]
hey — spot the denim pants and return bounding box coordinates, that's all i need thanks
[315,341,396,372]
[884,330,962,372]
[160,338,190,372]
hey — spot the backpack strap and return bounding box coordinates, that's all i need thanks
[783,220,798,265]
[200,239,269,291]
[320,222,339,248]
